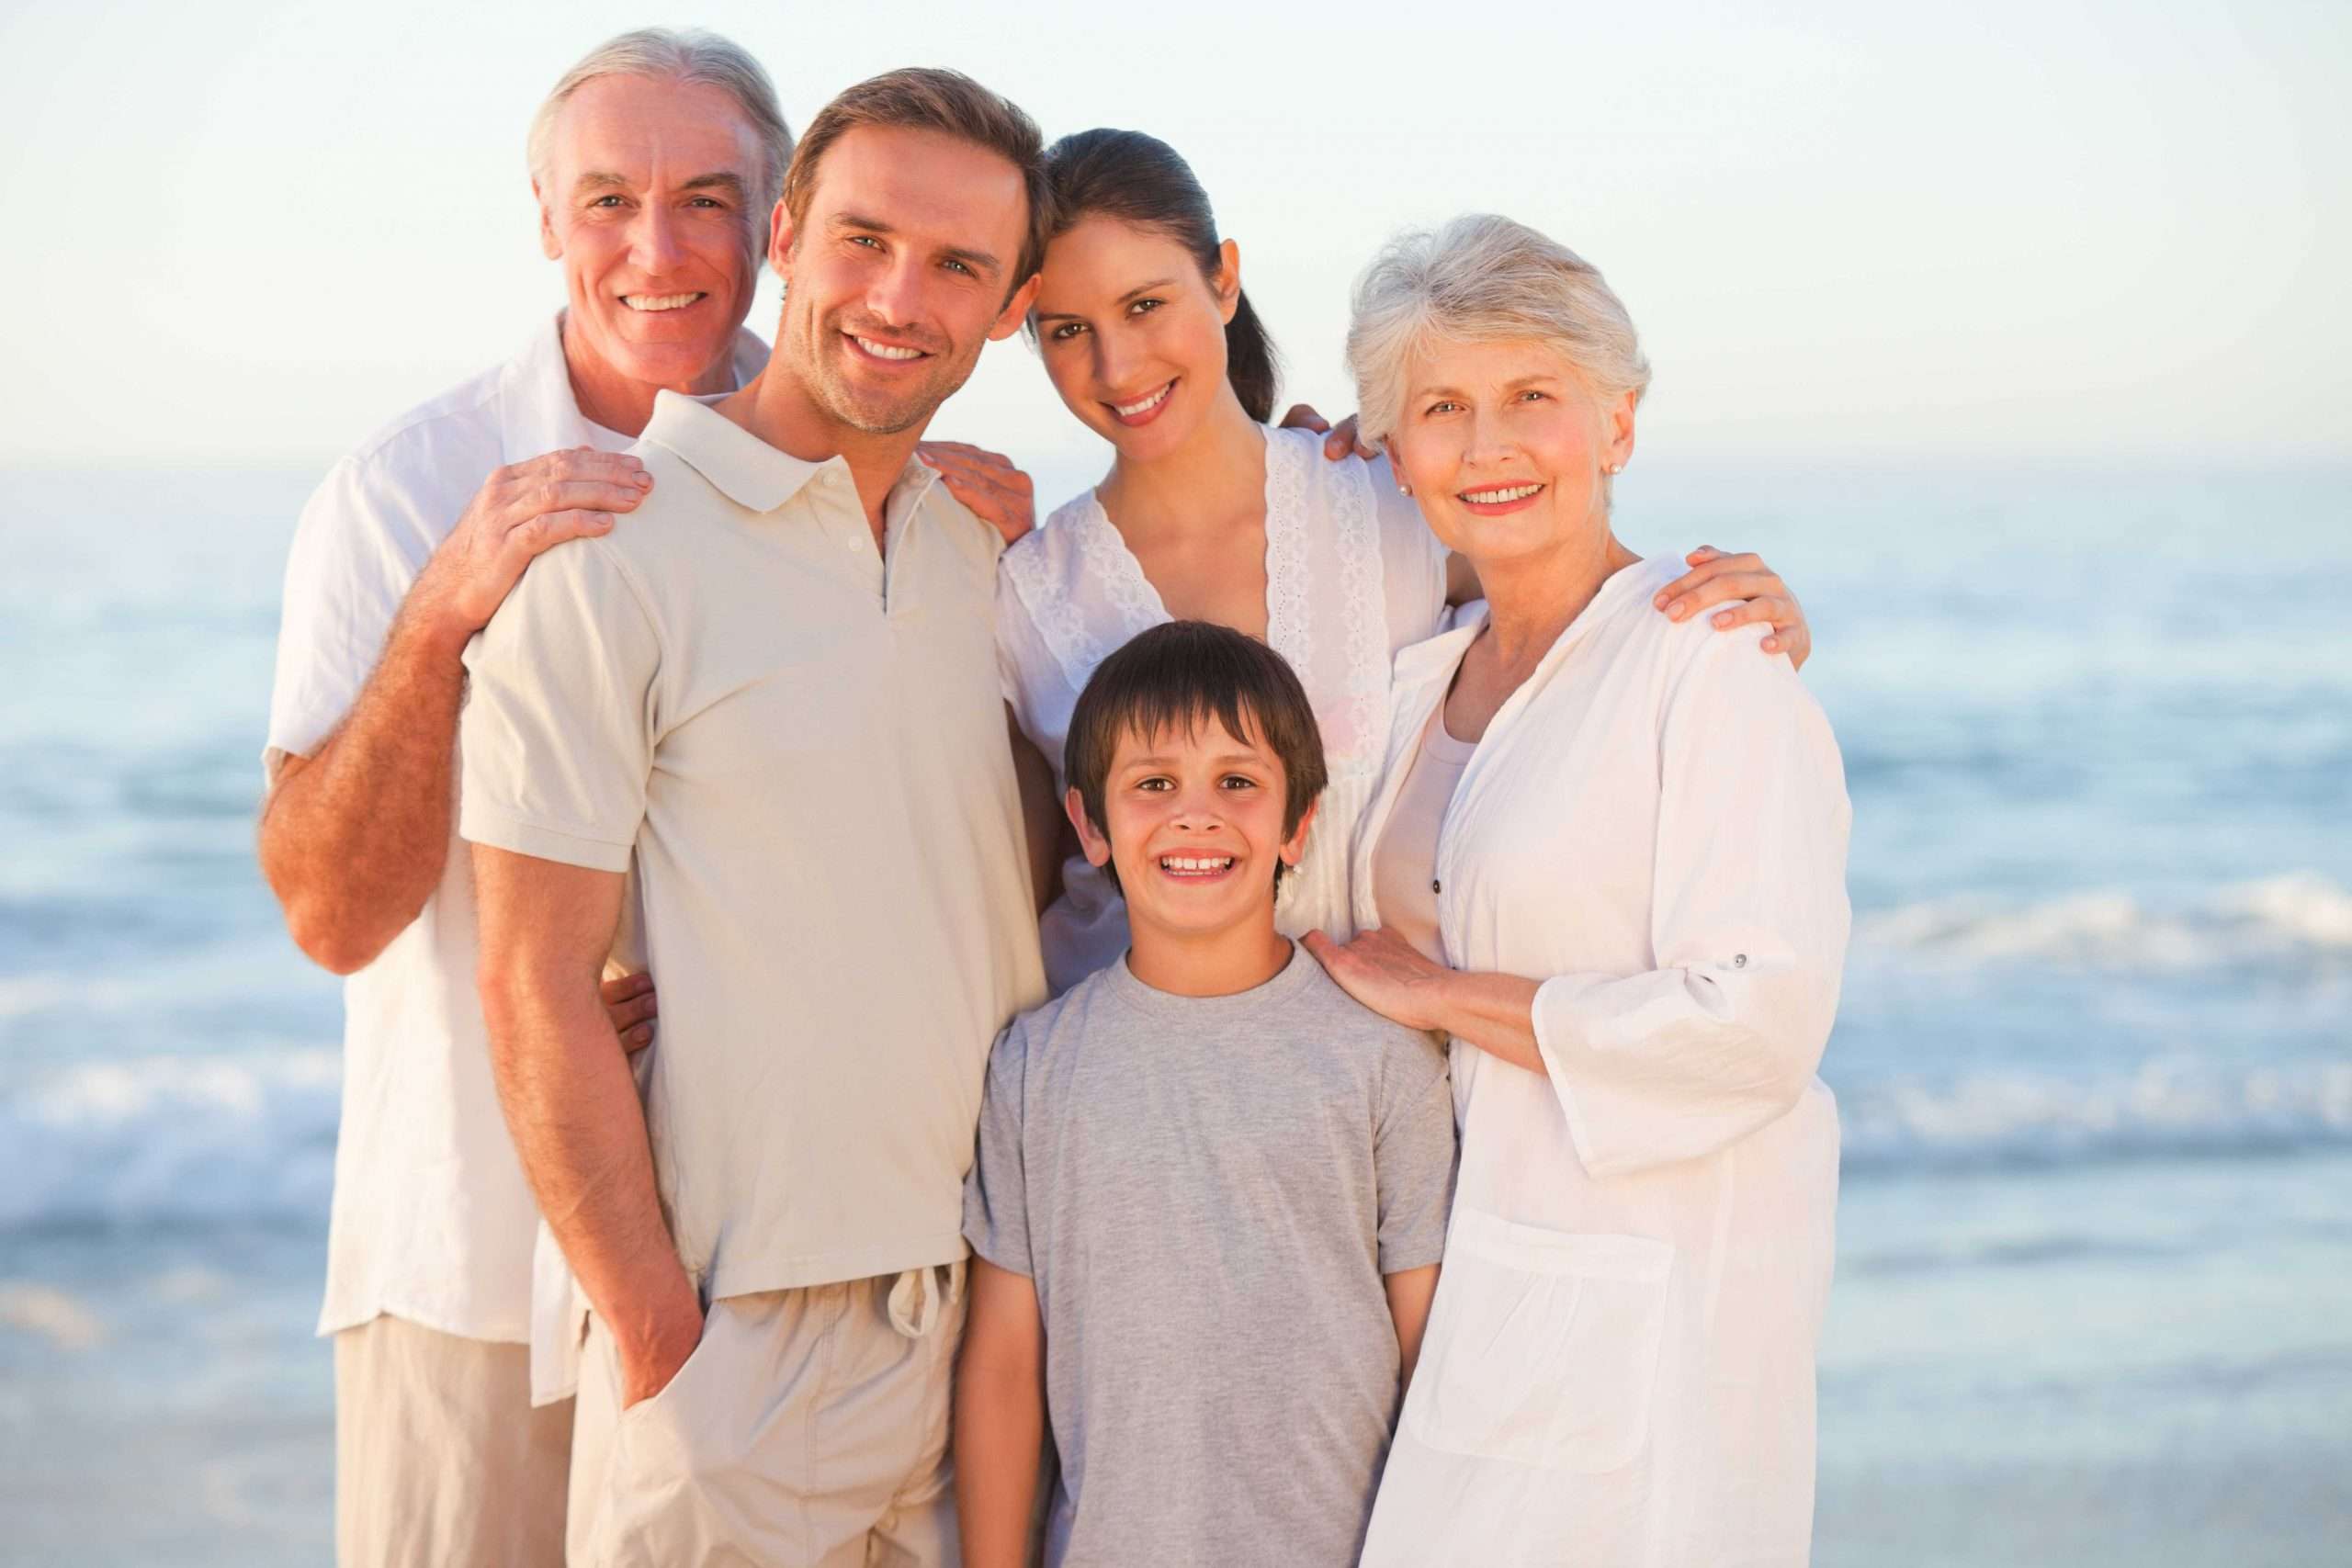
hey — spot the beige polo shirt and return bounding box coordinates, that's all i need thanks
[458,389,1046,1305]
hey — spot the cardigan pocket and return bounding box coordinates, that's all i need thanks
[1407,1209,1673,1474]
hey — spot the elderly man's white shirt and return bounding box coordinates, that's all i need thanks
[264,314,767,1347]
[1351,558,1850,1568]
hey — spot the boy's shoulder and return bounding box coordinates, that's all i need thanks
[1285,953,1444,1055]
[991,963,1121,1067]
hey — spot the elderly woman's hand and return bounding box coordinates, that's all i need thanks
[1654,547,1812,668]
[1302,927,1453,1032]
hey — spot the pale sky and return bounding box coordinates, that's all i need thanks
[3,0,2345,474]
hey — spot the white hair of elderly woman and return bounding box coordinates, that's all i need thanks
[526,27,796,222]
[1345,213,1653,453]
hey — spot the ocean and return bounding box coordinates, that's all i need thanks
[2,457,2346,1564]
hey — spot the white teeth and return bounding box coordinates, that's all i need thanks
[1159,855,1234,874]
[1462,483,1544,503]
[855,336,924,361]
[622,292,702,311]
[1114,383,1172,418]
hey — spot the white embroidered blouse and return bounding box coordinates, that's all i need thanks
[998,424,1453,994]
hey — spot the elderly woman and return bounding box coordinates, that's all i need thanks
[1303,216,1850,1566]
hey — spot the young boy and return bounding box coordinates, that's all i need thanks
[955,621,1456,1567]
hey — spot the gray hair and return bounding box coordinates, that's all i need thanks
[526,28,795,220]
[1345,213,1652,451]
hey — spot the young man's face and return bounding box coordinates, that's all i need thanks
[1069,712,1317,945]
[769,123,1039,435]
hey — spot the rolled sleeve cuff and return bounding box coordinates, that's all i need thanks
[960,1222,1034,1280]
[458,801,633,873]
[1531,973,1616,1181]
[1378,1237,1449,1275]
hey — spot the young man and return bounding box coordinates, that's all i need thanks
[461,69,1057,1567]
[956,621,1457,1567]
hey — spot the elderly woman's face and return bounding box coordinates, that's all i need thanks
[1386,337,1634,568]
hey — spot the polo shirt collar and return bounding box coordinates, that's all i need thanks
[641,389,950,520]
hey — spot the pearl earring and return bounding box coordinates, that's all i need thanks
[1398,481,1412,496]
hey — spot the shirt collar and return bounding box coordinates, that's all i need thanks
[641,388,949,521]
[497,310,774,468]
[1393,603,1489,691]
[496,312,600,466]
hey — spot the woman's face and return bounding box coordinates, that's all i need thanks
[1032,215,1240,461]
[1385,335,1635,570]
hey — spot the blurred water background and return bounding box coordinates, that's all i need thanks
[1,455,2346,1565]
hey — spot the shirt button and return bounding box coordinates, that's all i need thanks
[1431,879,1442,895]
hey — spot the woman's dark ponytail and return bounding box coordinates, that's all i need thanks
[1041,128,1282,423]
[1221,290,1279,423]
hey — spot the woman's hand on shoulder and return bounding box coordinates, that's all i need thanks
[1278,404,1379,461]
[1303,927,1452,1032]
[1653,547,1812,669]
[916,442,1037,547]
[602,971,658,1053]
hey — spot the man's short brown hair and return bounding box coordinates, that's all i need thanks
[1064,622,1329,893]
[780,67,1052,292]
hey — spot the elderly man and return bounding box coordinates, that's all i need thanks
[459,68,1056,1567]
[259,28,791,1568]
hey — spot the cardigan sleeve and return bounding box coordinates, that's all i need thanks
[1530,624,1851,1179]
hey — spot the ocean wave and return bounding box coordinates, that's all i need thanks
[1838,1056,2352,1174]
[1,1050,339,1232]
[1853,872,2352,973]
[6,1043,2348,1235]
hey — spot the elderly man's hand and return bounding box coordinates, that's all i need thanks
[1278,404,1378,461]
[918,442,1036,547]
[410,447,651,648]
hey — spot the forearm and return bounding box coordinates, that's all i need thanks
[1425,968,1544,1074]
[1385,1263,1440,1384]
[259,598,471,973]
[481,962,696,1358]
[954,1359,1045,1568]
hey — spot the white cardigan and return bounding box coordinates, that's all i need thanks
[1353,558,1851,1568]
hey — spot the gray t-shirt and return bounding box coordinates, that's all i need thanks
[963,943,1456,1568]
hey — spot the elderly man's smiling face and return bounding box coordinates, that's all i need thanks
[536,72,768,415]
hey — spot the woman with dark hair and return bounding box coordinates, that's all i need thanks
[926,128,1818,995]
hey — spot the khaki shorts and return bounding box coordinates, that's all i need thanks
[570,1263,967,1568]
[334,1313,572,1568]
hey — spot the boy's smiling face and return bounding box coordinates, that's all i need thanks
[1068,710,1318,946]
